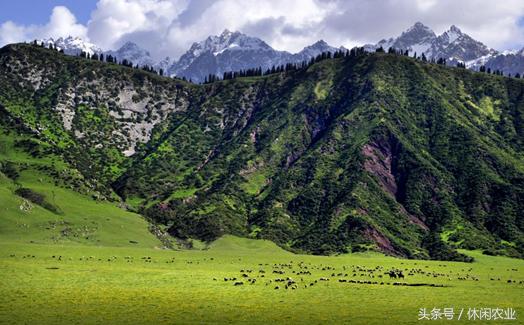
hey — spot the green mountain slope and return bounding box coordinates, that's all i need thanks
[0,122,163,248]
[1,43,523,259]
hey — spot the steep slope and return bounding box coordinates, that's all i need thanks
[1,43,523,259]
[0,100,165,248]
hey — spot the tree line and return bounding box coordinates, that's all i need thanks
[32,40,522,84]
[203,47,367,84]
[32,40,167,78]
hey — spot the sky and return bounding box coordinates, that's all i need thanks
[0,0,523,60]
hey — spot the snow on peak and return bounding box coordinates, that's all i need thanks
[441,25,465,44]
[220,29,233,37]
[297,39,339,58]
[366,22,497,63]
[40,36,102,55]
[187,30,272,58]
[104,41,155,67]
[502,49,519,56]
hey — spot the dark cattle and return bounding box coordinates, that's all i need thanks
[387,271,397,279]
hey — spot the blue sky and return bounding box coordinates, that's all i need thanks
[0,0,97,25]
[0,0,523,59]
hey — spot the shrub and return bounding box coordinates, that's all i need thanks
[14,187,62,214]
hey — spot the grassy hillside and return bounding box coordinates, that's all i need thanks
[0,43,523,259]
[0,126,162,248]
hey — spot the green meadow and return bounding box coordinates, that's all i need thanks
[1,237,523,324]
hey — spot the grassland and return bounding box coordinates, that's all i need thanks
[1,233,523,324]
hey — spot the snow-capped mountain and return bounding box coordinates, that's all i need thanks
[168,29,293,82]
[390,22,436,55]
[365,22,497,63]
[167,30,343,83]
[292,40,343,62]
[105,42,155,67]
[156,56,175,74]
[479,47,524,76]
[104,41,175,73]
[365,22,523,76]
[40,36,102,56]
[36,24,523,81]
[429,25,497,62]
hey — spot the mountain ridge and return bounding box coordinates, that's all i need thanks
[1,42,523,259]
[38,22,524,81]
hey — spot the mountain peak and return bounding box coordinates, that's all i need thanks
[440,25,465,44]
[407,22,433,33]
[120,41,143,51]
[40,35,102,55]
[449,25,462,33]
[383,22,436,54]
[221,29,234,37]
[364,22,498,64]
[104,41,155,68]
[299,39,338,53]
[312,40,329,47]
[115,41,152,58]
[399,22,436,41]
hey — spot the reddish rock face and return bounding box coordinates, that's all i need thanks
[362,138,428,232]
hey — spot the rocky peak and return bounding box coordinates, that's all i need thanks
[104,41,155,68]
[394,22,437,49]
[40,36,102,56]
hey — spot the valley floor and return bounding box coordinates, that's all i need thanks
[0,236,523,324]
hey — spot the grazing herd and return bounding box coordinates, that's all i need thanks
[5,254,524,289]
[218,261,524,290]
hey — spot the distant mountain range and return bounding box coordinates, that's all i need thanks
[364,23,497,62]
[171,31,344,82]
[39,22,524,82]
[364,22,524,75]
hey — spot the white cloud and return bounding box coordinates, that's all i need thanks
[319,0,524,51]
[87,0,186,50]
[1,0,524,59]
[0,21,27,45]
[162,0,334,58]
[44,6,88,39]
[0,6,87,45]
